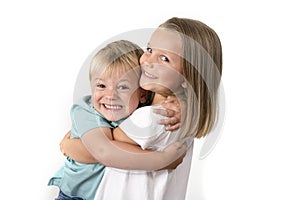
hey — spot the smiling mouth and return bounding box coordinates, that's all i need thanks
[102,104,123,110]
[144,71,157,79]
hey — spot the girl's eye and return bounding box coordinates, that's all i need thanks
[160,55,170,62]
[96,84,105,88]
[146,47,152,53]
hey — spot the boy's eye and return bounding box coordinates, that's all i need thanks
[118,85,129,90]
[96,84,105,88]
[146,47,152,53]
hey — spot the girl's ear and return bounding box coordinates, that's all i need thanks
[181,81,187,88]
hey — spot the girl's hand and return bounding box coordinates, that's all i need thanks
[59,130,98,163]
[153,96,182,131]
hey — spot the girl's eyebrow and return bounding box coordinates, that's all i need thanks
[147,42,173,54]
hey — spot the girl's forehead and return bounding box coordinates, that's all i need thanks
[149,28,182,56]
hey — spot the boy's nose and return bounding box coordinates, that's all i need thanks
[105,88,118,99]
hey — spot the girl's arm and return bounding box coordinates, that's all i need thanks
[60,131,98,163]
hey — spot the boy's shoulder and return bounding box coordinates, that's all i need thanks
[73,95,93,108]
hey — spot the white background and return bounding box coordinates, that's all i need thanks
[1,0,299,199]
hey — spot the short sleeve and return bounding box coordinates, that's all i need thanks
[70,96,113,138]
[119,106,166,150]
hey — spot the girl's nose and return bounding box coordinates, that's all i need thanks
[140,52,155,67]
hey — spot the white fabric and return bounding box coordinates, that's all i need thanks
[94,105,194,200]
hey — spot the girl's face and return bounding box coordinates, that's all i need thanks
[91,67,142,121]
[139,28,184,96]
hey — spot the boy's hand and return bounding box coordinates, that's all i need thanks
[160,141,187,170]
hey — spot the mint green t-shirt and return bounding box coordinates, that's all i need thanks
[48,95,123,200]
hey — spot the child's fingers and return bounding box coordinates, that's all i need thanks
[164,96,177,103]
[157,116,178,125]
[59,131,71,156]
[162,101,180,112]
[153,108,175,117]
[165,123,180,131]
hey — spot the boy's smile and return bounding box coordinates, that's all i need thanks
[91,67,141,121]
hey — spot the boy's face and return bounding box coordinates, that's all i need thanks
[91,67,142,121]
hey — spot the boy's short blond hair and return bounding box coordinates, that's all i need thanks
[89,40,144,81]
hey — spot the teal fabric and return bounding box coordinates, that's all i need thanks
[48,95,122,200]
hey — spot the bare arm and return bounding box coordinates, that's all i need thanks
[60,129,143,164]
[81,127,186,170]
[60,131,98,163]
[60,96,184,168]
[112,127,138,145]
[60,129,186,170]
[112,126,186,170]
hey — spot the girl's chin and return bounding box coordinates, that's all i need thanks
[140,81,156,89]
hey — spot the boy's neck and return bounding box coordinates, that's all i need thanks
[152,94,168,105]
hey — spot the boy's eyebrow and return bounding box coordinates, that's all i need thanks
[93,78,104,84]
[94,77,134,83]
[118,78,133,83]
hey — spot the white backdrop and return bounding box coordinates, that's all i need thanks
[1,0,299,199]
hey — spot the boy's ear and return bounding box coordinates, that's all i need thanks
[139,89,149,104]
[181,81,187,88]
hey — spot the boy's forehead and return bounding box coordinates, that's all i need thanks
[92,67,140,81]
[149,28,182,56]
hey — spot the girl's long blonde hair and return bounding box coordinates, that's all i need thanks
[159,17,223,139]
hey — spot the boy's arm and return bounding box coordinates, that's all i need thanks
[112,127,138,145]
[112,126,186,170]
[81,128,186,170]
